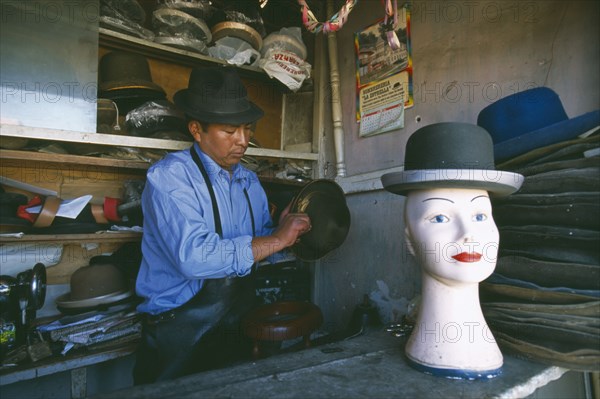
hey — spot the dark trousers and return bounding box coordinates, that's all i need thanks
[133,276,257,385]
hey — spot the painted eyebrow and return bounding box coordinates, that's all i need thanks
[422,197,454,203]
[471,195,490,202]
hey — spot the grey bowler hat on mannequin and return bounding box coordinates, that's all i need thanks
[381,122,524,197]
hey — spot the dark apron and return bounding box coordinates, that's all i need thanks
[133,147,258,384]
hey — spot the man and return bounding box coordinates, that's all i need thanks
[133,66,311,384]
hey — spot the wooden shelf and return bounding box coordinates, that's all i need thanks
[99,28,274,83]
[0,232,142,244]
[0,124,319,167]
[0,149,153,170]
[1,124,190,151]
[0,343,136,386]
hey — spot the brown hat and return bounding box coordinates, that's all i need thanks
[55,263,133,310]
[98,51,165,95]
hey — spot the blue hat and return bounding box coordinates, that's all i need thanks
[477,87,600,162]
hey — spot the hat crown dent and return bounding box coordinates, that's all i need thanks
[188,67,249,109]
[404,122,495,171]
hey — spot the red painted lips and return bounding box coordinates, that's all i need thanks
[452,252,482,262]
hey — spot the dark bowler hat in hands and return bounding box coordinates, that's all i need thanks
[290,179,351,261]
[382,122,524,197]
[174,66,264,124]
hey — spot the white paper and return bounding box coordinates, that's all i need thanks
[26,195,92,219]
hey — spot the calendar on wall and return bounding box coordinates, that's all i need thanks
[355,3,412,137]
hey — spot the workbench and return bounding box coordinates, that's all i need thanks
[92,329,568,399]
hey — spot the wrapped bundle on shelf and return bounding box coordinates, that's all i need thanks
[99,0,154,40]
[152,6,212,54]
[258,27,311,91]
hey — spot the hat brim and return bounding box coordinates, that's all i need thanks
[494,110,600,162]
[99,81,166,95]
[290,180,351,261]
[382,169,524,197]
[55,289,134,309]
[173,88,264,124]
[211,21,262,51]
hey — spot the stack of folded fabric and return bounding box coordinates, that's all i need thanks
[477,87,600,371]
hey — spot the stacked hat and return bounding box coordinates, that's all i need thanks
[151,4,213,54]
[98,51,166,115]
[99,0,154,40]
[476,87,600,371]
[209,1,265,52]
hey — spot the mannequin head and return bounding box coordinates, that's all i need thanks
[381,122,524,379]
[404,187,499,285]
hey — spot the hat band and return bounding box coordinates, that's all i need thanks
[186,91,252,114]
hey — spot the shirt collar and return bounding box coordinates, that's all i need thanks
[194,143,250,184]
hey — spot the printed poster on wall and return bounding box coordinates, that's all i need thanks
[355,4,412,137]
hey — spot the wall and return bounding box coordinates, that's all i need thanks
[314,0,600,332]
[341,0,600,176]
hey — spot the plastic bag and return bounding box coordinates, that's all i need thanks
[125,100,187,137]
[262,27,307,60]
[152,7,212,42]
[157,0,216,20]
[259,48,311,91]
[208,37,261,66]
[100,0,154,40]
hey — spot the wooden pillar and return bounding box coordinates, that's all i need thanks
[327,0,347,177]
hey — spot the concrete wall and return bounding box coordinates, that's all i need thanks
[315,0,600,332]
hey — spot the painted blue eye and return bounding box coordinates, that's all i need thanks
[473,213,487,222]
[430,214,449,223]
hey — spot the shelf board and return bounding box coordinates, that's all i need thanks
[1,124,319,163]
[1,123,190,151]
[0,343,136,386]
[0,149,152,170]
[0,232,142,244]
[99,28,272,82]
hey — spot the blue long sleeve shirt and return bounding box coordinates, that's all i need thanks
[136,143,275,315]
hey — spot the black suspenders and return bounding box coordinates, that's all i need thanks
[190,147,255,238]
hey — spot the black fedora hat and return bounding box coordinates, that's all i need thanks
[381,122,524,197]
[173,66,264,124]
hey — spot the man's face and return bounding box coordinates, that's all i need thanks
[189,121,253,171]
[404,187,500,285]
